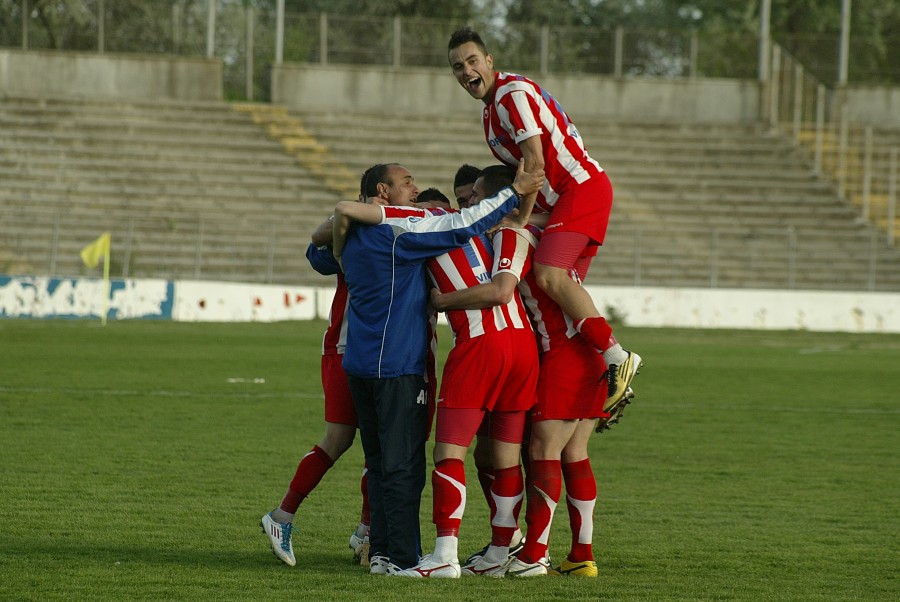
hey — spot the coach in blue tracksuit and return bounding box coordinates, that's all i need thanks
[331,160,544,573]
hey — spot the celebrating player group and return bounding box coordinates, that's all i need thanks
[260,26,643,579]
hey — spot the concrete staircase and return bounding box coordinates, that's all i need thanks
[1,96,898,291]
[0,97,343,285]
[584,120,900,290]
[296,111,900,291]
[796,126,900,245]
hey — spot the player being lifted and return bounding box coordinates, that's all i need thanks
[447,27,642,416]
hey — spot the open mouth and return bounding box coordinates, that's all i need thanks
[467,77,482,93]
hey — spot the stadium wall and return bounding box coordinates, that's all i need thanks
[272,63,761,123]
[0,49,222,101]
[839,86,900,127]
[2,51,896,127]
[2,276,898,334]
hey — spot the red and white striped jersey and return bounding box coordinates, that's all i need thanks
[515,226,580,353]
[322,273,349,356]
[483,71,604,213]
[381,206,445,219]
[427,229,533,346]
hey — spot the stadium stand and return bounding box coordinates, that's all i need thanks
[797,126,900,245]
[1,96,898,291]
[294,111,900,291]
[0,96,344,285]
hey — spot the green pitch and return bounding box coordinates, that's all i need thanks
[1,320,897,601]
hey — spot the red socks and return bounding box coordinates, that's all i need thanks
[563,459,597,562]
[575,316,615,352]
[280,445,335,514]
[519,459,562,563]
[490,465,524,546]
[433,458,467,537]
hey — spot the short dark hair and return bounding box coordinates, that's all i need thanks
[417,187,451,206]
[360,163,395,197]
[448,26,488,55]
[477,164,516,198]
[453,164,481,190]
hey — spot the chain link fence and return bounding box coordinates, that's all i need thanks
[3,205,898,291]
[3,0,895,102]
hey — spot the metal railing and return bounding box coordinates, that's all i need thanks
[0,207,312,285]
[3,207,897,291]
[764,41,899,247]
[10,1,896,101]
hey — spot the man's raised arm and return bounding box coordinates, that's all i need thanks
[331,201,385,267]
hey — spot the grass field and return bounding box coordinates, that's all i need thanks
[1,320,897,601]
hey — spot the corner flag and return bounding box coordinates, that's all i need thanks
[80,231,112,325]
[80,231,111,268]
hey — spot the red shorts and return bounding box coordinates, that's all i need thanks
[531,335,608,422]
[539,171,612,249]
[322,353,358,427]
[435,407,527,446]
[533,231,595,280]
[437,329,538,412]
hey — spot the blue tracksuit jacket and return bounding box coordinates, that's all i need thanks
[341,186,520,379]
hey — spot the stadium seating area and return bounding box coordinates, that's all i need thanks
[0,97,341,284]
[2,96,899,291]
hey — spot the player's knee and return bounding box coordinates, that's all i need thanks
[320,425,356,458]
[534,263,567,295]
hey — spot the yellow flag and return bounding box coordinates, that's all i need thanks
[80,232,111,268]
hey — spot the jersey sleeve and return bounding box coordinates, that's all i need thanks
[305,242,341,275]
[491,227,537,282]
[382,205,433,220]
[496,81,543,143]
[386,188,520,261]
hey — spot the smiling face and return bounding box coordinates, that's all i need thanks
[379,165,419,206]
[449,41,495,102]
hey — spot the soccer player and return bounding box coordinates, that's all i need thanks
[331,161,544,575]
[448,162,520,558]
[432,169,622,578]
[447,27,642,416]
[453,163,481,209]
[392,165,540,579]
[259,186,390,568]
[415,187,453,210]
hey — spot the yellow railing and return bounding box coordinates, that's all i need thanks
[233,103,358,199]
[767,42,898,246]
